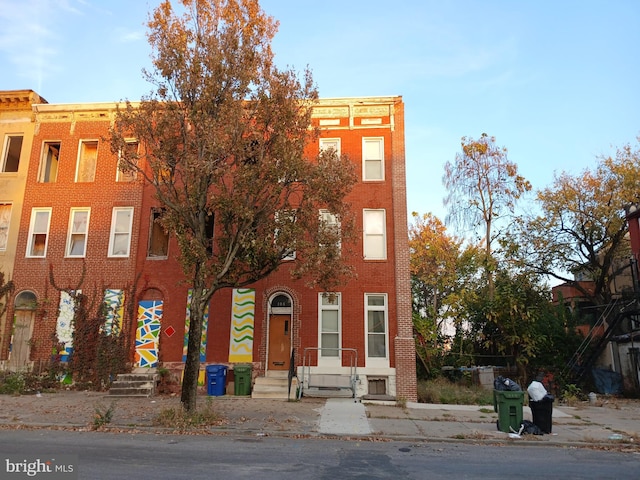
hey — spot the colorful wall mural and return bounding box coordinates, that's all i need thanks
[182,289,209,362]
[135,300,163,368]
[102,289,124,336]
[56,291,77,362]
[228,288,255,363]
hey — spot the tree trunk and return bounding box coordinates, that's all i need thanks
[180,284,207,412]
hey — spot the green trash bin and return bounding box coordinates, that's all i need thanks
[493,390,525,433]
[234,364,252,396]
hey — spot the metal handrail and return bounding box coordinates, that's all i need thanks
[299,347,358,400]
[287,348,296,399]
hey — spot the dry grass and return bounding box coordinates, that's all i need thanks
[418,378,494,405]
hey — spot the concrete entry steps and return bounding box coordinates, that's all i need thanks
[251,371,294,399]
[108,368,158,397]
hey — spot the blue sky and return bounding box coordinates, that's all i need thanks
[1,0,638,232]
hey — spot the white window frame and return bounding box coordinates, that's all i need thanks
[318,293,341,365]
[65,208,91,257]
[319,209,341,252]
[0,203,12,251]
[362,137,384,181]
[108,207,134,257]
[363,209,386,260]
[319,138,341,157]
[365,293,389,366]
[26,207,52,258]
[1,134,23,173]
[117,139,139,182]
[75,139,99,182]
[38,141,61,183]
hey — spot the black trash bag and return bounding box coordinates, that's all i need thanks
[521,420,543,435]
[494,376,521,391]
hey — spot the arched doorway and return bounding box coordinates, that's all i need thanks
[8,291,37,371]
[267,293,292,372]
[135,288,163,368]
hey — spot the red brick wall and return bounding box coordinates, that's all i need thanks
[4,97,417,401]
[4,116,143,362]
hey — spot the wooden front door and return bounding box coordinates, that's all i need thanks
[8,310,34,371]
[268,314,291,371]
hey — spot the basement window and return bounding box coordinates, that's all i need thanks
[368,377,387,396]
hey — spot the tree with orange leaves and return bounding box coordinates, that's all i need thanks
[510,138,640,305]
[409,212,480,374]
[110,0,356,411]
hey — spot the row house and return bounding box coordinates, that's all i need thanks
[0,90,47,371]
[0,92,417,401]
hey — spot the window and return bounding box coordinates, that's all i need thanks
[365,294,387,359]
[76,140,98,182]
[26,208,52,257]
[319,209,341,251]
[319,293,341,359]
[0,203,12,251]
[363,137,384,180]
[108,207,133,257]
[1,135,23,173]
[117,140,139,182]
[65,208,90,257]
[319,138,341,156]
[275,210,296,260]
[363,209,386,260]
[205,213,215,256]
[38,142,60,183]
[147,208,169,258]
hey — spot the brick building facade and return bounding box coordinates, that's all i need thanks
[0,92,417,401]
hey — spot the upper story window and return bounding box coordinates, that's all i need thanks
[66,208,90,257]
[275,210,296,261]
[117,139,139,182]
[319,138,341,157]
[363,209,386,260]
[362,137,384,181]
[38,142,60,183]
[26,208,52,258]
[108,207,133,257]
[319,209,341,252]
[0,203,12,251]
[1,135,23,173]
[76,140,98,182]
[147,208,169,258]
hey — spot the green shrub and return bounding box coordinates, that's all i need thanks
[0,372,26,395]
[93,402,116,429]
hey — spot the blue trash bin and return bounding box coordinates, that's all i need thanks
[206,365,228,396]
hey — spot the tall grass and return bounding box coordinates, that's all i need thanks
[418,377,494,405]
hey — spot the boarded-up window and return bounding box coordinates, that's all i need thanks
[76,140,98,182]
[148,208,169,258]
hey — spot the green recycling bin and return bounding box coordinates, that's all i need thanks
[234,364,252,396]
[493,390,525,433]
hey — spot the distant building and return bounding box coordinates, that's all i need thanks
[0,92,417,401]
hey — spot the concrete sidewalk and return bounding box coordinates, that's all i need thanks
[1,391,639,450]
